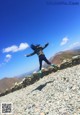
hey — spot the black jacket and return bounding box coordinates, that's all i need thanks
[26,43,49,57]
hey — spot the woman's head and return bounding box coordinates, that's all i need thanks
[30,44,41,50]
[30,44,36,50]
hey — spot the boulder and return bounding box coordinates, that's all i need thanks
[48,67,56,73]
[32,72,41,79]
[72,55,80,65]
[60,61,72,69]
[41,68,49,77]
[21,77,32,87]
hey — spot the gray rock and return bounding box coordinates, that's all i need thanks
[0,65,80,115]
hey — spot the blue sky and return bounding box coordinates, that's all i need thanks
[0,0,80,79]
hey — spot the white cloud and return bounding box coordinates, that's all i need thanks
[0,54,12,67]
[6,54,12,58]
[3,45,18,53]
[60,37,69,46]
[69,42,80,49]
[4,54,12,62]
[3,42,29,53]
[18,43,29,51]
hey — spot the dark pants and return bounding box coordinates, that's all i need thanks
[39,55,51,70]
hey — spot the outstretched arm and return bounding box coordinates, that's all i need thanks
[42,43,49,49]
[25,52,36,57]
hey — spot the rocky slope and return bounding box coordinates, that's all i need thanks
[0,64,80,115]
[0,48,80,93]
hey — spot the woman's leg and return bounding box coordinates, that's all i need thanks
[43,56,51,65]
[44,57,59,70]
[39,58,42,70]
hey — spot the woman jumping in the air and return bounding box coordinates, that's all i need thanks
[25,43,58,73]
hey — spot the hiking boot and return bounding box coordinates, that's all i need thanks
[51,64,59,69]
[38,70,42,74]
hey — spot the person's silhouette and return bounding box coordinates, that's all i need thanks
[25,43,57,73]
